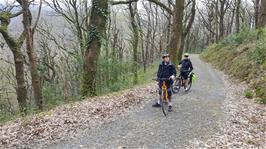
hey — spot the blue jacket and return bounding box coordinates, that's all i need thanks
[157,61,176,79]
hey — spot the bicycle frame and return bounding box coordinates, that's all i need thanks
[160,80,170,116]
[173,72,193,93]
[161,81,168,103]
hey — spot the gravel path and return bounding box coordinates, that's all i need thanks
[48,55,226,149]
[187,76,266,149]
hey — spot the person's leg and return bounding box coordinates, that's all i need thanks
[167,87,173,112]
[181,71,186,87]
[166,82,172,106]
[158,87,162,104]
[183,79,187,88]
[184,73,189,90]
[168,91,172,106]
[153,81,162,107]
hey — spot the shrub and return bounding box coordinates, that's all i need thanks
[221,26,257,46]
[244,90,253,99]
[250,43,266,65]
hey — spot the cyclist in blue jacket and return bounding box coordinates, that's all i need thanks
[153,53,176,112]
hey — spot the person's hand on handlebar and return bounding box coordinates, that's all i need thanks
[170,75,175,80]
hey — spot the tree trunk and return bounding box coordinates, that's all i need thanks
[181,0,196,54]
[219,0,227,39]
[169,0,184,63]
[129,2,139,84]
[227,7,235,35]
[235,0,241,33]
[185,33,190,52]
[82,0,108,96]
[0,13,28,113]
[150,3,158,63]
[255,0,260,28]
[21,0,43,110]
[13,48,28,113]
[165,0,172,49]
[136,11,145,72]
[258,0,266,28]
[143,2,151,72]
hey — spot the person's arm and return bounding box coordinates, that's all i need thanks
[178,60,182,69]
[169,64,176,80]
[172,65,177,77]
[189,61,193,71]
[178,60,182,65]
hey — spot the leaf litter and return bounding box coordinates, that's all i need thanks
[0,84,157,149]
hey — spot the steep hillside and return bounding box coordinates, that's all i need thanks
[201,28,266,103]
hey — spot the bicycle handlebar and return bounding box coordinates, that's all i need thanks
[153,78,171,81]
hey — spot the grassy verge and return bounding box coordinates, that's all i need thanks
[201,27,266,104]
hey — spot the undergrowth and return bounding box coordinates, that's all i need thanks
[202,27,266,104]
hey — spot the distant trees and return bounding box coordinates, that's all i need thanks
[0,0,43,113]
[46,0,90,57]
[195,0,260,48]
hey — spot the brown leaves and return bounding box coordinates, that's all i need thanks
[0,83,157,148]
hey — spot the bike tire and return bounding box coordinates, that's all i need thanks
[162,101,168,116]
[185,76,193,92]
[172,78,182,94]
[161,91,168,116]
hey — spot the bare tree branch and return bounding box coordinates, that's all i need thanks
[33,0,43,33]
[110,0,138,5]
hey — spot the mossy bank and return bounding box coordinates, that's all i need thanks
[201,27,266,104]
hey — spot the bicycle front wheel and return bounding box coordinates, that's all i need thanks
[172,78,181,94]
[185,76,193,92]
[161,91,169,116]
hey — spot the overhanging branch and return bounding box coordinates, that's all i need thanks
[111,0,172,14]
[110,0,138,5]
[146,0,172,15]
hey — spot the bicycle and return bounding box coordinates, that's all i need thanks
[172,72,194,93]
[155,78,171,116]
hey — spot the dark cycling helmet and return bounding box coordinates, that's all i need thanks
[162,53,170,58]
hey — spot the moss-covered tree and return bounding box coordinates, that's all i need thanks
[0,10,27,113]
[82,0,108,96]
[20,0,43,110]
